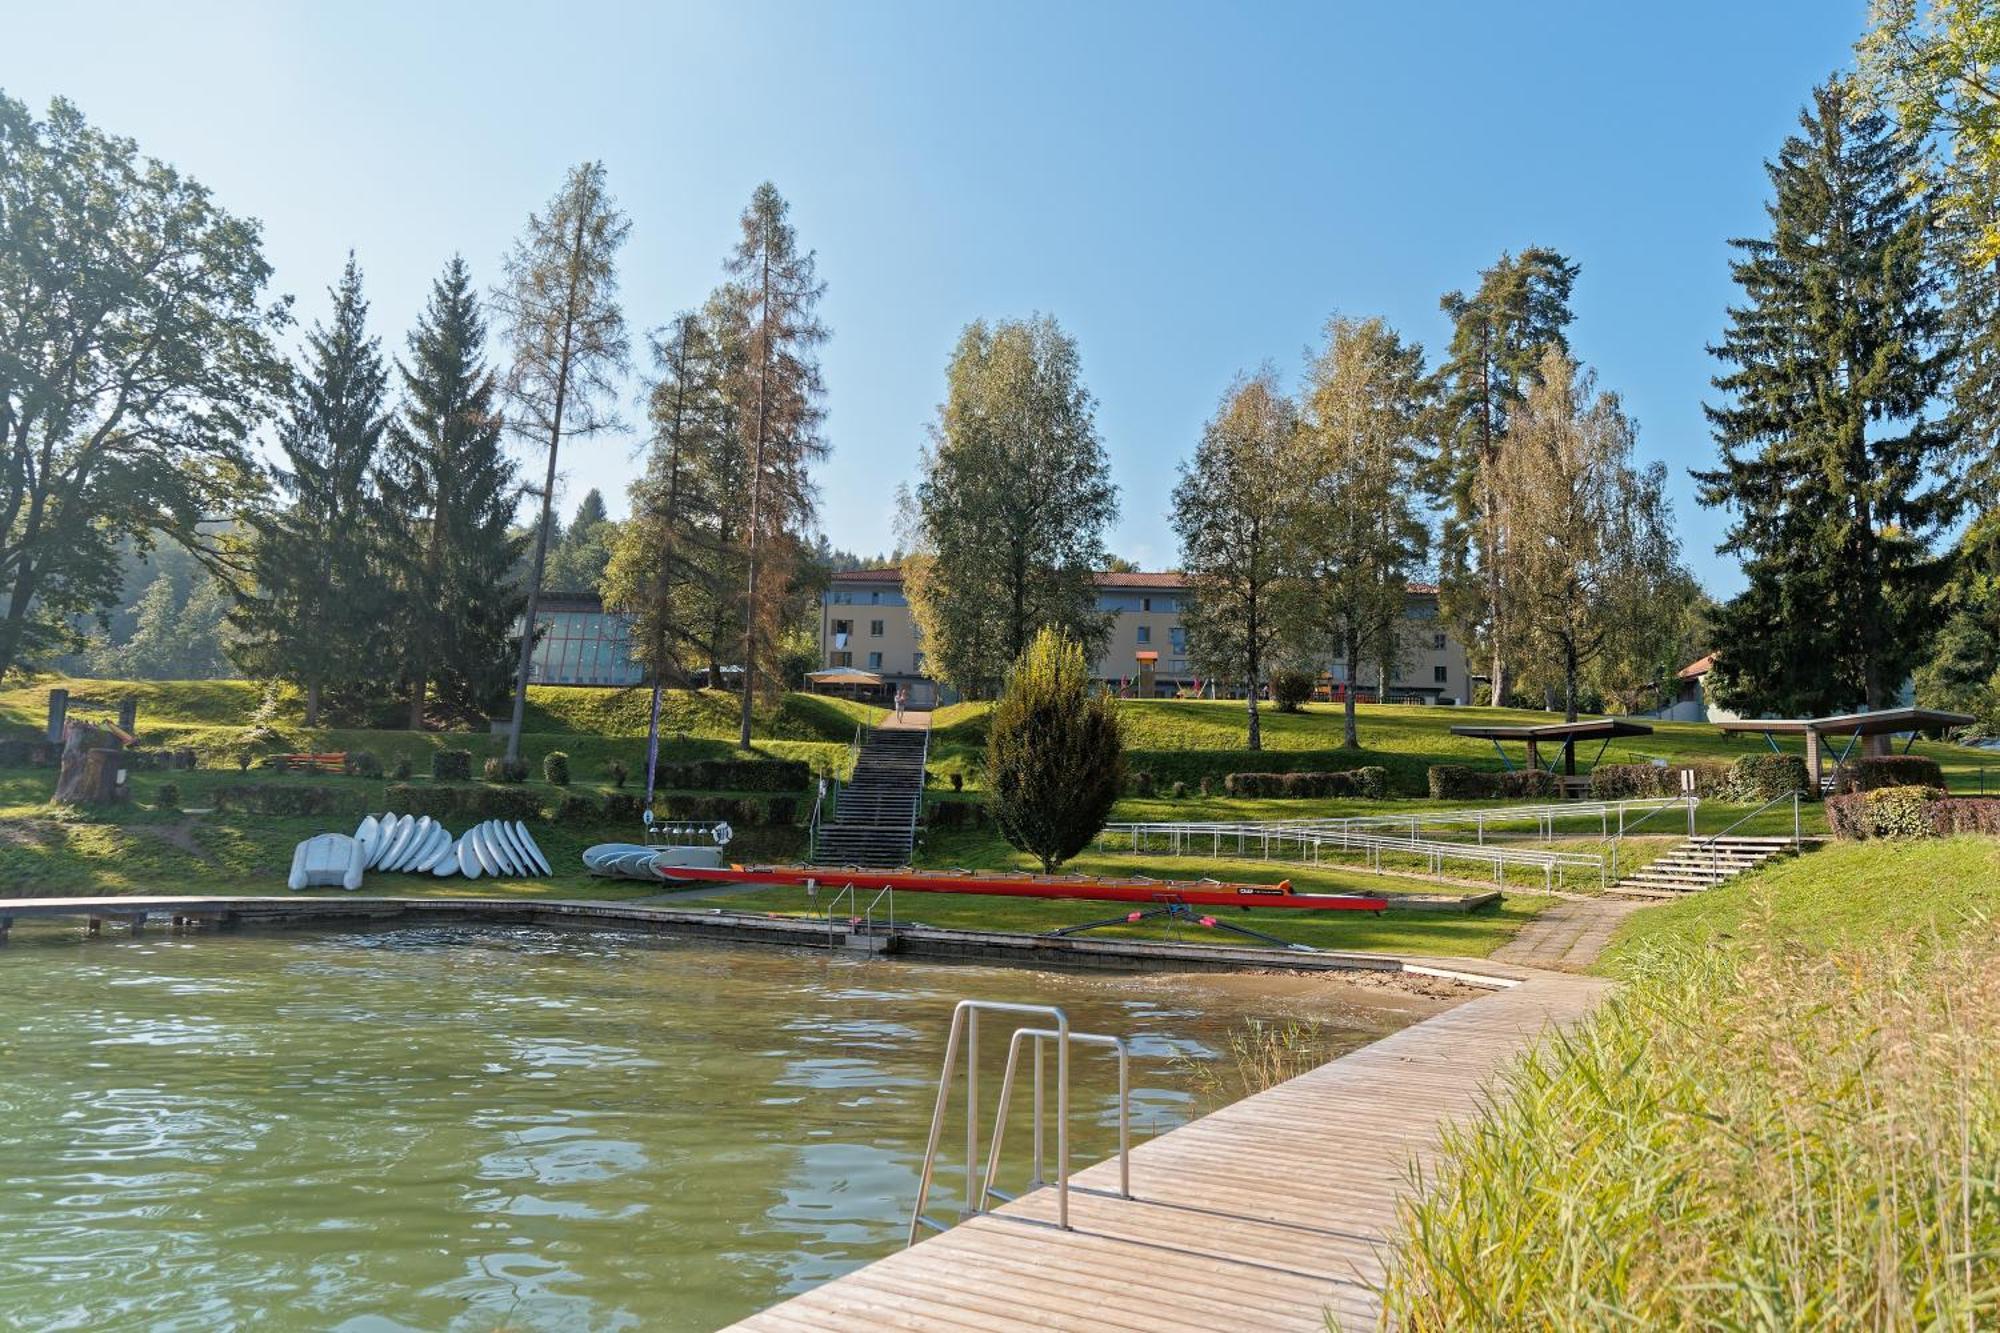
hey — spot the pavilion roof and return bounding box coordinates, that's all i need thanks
[1715,706,1974,738]
[1449,718,1656,743]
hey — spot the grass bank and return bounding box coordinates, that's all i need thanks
[1381,838,2000,1327]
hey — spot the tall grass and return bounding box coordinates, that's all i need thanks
[1176,1019,1330,1102]
[1382,901,2000,1329]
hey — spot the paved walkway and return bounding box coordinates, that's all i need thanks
[878,707,932,732]
[1490,894,1649,971]
[727,967,1608,1331]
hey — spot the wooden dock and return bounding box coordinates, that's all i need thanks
[727,970,1607,1331]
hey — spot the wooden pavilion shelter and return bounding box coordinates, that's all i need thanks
[1716,706,1974,792]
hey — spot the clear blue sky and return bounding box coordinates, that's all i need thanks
[13,2,1868,594]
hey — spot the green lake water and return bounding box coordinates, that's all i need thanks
[0,925,1444,1330]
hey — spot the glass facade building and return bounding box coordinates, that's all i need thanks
[527,595,646,687]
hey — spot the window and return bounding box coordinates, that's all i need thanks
[869,619,885,637]
[832,618,853,638]
[867,651,883,670]
[1432,632,1446,651]
[832,651,852,667]
[1434,665,1448,683]
[1170,626,1187,651]
[870,590,881,604]
[1141,597,1152,612]
[831,590,854,604]
[1136,625,1151,644]
[913,650,926,673]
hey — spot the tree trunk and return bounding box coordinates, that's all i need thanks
[406,666,426,731]
[1342,642,1359,748]
[738,239,774,751]
[1245,677,1261,750]
[305,678,322,728]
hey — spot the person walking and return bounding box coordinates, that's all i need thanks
[893,684,907,723]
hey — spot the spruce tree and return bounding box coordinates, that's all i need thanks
[985,628,1125,873]
[378,257,528,726]
[1435,248,1578,706]
[230,254,390,724]
[1695,79,1956,715]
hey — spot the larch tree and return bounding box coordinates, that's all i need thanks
[906,315,1119,698]
[1493,348,1686,722]
[1282,316,1433,748]
[1435,248,1579,707]
[1695,79,1955,716]
[377,256,527,727]
[0,93,284,679]
[723,182,828,747]
[230,255,390,725]
[1170,369,1298,750]
[493,161,630,759]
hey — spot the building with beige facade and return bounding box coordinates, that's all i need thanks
[819,568,1473,706]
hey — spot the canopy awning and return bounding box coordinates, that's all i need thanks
[1449,717,1655,777]
[1715,707,1974,738]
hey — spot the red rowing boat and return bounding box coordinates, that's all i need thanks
[653,862,1387,913]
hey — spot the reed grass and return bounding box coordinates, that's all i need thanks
[1380,899,2000,1329]
[1176,1019,1330,1101]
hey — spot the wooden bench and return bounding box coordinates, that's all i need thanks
[266,752,347,774]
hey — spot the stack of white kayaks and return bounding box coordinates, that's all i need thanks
[288,815,552,890]
[582,843,665,880]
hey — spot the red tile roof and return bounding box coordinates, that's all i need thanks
[1677,653,1716,680]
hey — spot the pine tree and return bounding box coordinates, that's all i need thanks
[985,628,1125,872]
[906,315,1119,698]
[544,488,619,594]
[230,254,390,724]
[1435,248,1579,706]
[605,306,741,685]
[1283,316,1433,746]
[1171,369,1298,750]
[1695,79,1956,715]
[379,256,527,726]
[493,162,630,759]
[723,182,829,746]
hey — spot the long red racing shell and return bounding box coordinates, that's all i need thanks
[654,862,1388,912]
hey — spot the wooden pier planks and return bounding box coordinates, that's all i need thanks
[727,972,1607,1331]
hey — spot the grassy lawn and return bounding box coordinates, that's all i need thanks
[1382,836,2000,1326]
[927,696,2000,795]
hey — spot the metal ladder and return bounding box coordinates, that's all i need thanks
[907,1000,1131,1246]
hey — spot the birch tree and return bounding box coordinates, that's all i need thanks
[1171,370,1297,750]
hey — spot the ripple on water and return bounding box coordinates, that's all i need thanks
[0,924,1449,1331]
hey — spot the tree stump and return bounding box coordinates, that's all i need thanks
[54,724,128,805]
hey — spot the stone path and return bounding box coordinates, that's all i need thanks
[1490,894,1649,971]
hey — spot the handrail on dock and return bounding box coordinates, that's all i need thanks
[908,999,1130,1245]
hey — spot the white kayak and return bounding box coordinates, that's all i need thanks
[455,835,481,879]
[513,821,553,876]
[489,821,530,876]
[412,823,453,874]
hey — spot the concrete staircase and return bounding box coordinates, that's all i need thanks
[812,726,928,867]
[1610,836,1797,898]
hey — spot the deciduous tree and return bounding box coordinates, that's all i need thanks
[1494,348,1687,722]
[1171,369,1297,750]
[493,161,629,758]
[906,315,1118,698]
[1282,316,1433,747]
[0,93,284,679]
[1435,248,1579,706]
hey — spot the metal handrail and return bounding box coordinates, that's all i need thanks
[1683,789,1803,880]
[1099,819,1604,890]
[980,1028,1129,1211]
[1607,793,1699,880]
[823,880,896,946]
[908,1000,1130,1245]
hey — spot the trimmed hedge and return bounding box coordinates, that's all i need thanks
[926,800,987,830]
[483,756,529,783]
[1836,754,1945,794]
[543,751,571,786]
[1590,761,1730,799]
[1223,767,1390,799]
[1729,753,1811,802]
[385,783,545,823]
[432,749,472,782]
[213,783,352,817]
[343,750,383,779]
[1827,787,2000,840]
[1427,766,1559,801]
[651,758,810,793]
